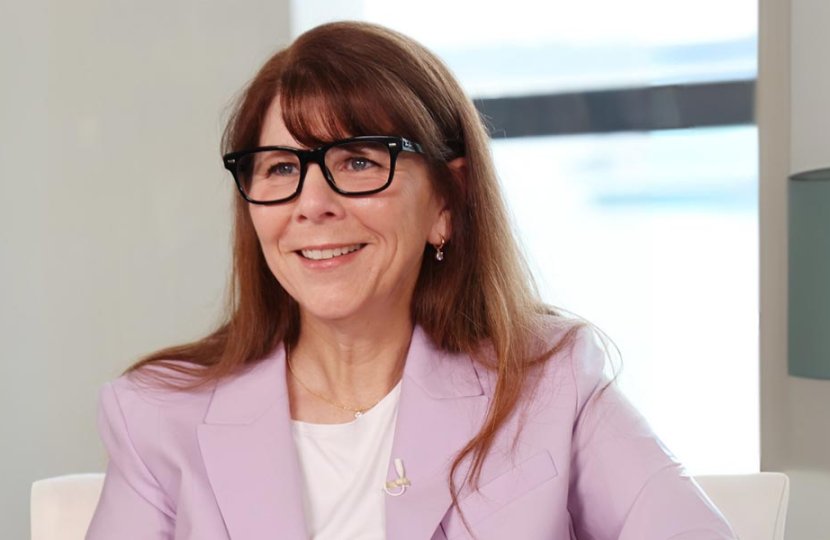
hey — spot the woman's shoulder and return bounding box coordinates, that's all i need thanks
[94,363,217,479]
[534,315,609,375]
[528,315,615,412]
[98,362,219,443]
[107,361,216,405]
[470,315,611,408]
[100,352,283,428]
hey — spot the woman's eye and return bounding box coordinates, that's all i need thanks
[268,162,298,176]
[346,157,375,171]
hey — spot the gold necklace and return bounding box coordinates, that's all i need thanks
[286,356,398,419]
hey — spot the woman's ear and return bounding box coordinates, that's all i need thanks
[430,208,452,246]
[447,157,467,187]
[430,158,464,244]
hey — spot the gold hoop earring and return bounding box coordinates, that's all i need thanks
[434,235,446,262]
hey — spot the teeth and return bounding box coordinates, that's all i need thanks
[301,244,362,261]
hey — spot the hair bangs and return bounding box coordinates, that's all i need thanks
[278,60,434,154]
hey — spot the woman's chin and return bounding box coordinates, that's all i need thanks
[296,298,407,330]
[298,301,370,326]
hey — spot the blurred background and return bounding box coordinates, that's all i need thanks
[322,0,760,479]
[1,0,827,538]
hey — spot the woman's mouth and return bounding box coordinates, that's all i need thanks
[299,244,365,261]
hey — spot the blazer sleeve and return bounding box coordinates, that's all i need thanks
[86,381,175,540]
[566,329,737,540]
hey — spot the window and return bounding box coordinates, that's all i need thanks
[292,0,759,474]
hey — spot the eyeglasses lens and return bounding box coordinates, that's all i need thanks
[324,141,392,193]
[236,150,301,203]
[235,141,395,203]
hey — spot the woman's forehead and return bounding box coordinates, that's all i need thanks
[275,89,401,147]
[258,99,300,146]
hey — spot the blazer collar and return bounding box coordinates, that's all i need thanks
[202,344,289,425]
[197,326,489,540]
[197,345,307,539]
[385,328,489,540]
[203,326,484,424]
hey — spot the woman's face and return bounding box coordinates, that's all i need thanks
[249,98,449,326]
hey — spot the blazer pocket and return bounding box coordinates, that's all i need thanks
[442,449,559,538]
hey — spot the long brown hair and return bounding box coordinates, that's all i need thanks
[129,21,583,504]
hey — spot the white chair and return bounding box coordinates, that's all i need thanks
[32,472,790,540]
[31,473,105,540]
[695,472,790,540]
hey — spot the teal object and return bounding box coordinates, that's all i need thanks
[789,167,830,379]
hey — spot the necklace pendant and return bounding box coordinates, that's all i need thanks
[354,410,363,418]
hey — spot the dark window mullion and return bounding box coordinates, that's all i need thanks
[473,79,755,138]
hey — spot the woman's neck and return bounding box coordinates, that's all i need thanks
[286,312,412,422]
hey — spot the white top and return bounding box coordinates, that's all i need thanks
[291,382,402,540]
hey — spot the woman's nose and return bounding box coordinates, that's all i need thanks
[292,163,345,222]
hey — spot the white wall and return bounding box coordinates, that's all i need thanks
[0,2,292,537]
[759,0,830,536]
[4,0,829,537]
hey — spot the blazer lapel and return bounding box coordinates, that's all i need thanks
[197,346,309,539]
[385,328,490,540]
[195,328,490,540]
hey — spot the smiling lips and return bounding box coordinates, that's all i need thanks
[299,244,365,261]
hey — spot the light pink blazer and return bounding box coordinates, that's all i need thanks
[87,326,735,539]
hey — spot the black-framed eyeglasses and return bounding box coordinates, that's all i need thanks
[222,135,426,205]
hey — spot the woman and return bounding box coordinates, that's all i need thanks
[87,21,735,540]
